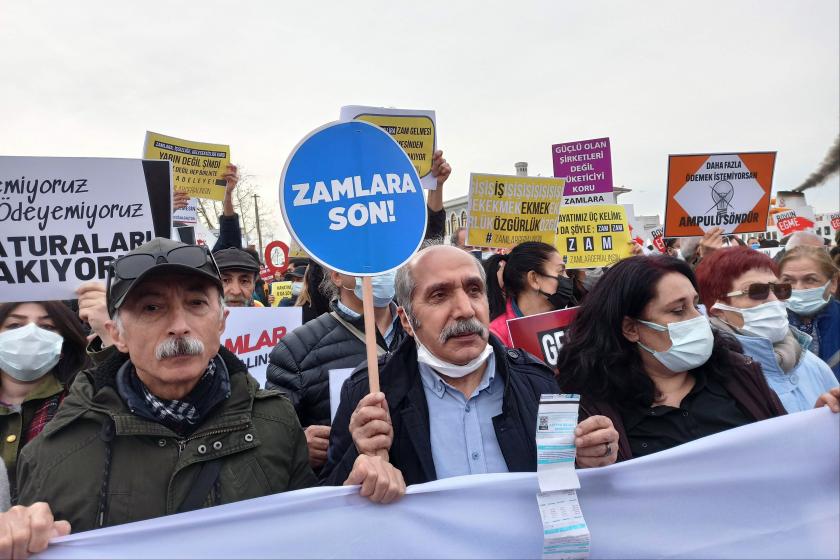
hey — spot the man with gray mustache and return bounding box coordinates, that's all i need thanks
[12,238,405,546]
[321,245,619,486]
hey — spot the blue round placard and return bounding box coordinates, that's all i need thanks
[280,120,427,276]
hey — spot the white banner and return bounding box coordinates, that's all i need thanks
[37,408,839,559]
[0,157,172,302]
[172,198,198,224]
[221,307,303,387]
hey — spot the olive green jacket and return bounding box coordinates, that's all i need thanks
[17,346,316,532]
[0,374,64,496]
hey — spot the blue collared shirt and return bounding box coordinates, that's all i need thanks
[419,352,509,479]
[336,300,399,348]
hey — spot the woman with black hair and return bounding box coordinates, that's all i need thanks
[555,255,807,462]
[0,301,89,494]
[486,242,576,347]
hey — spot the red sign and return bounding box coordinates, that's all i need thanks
[830,212,840,231]
[650,226,666,253]
[224,326,288,354]
[259,266,275,281]
[774,210,815,237]
[264,240,290,274]
[507,307,579,369]
[628,223,644,246]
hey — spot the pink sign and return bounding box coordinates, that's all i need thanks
[552,137,613,196]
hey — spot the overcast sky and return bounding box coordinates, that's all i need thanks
[2,0,838,240]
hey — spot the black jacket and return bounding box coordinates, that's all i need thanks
[320,335,560,486]
[212,213,243,253]
[266,302,407,428]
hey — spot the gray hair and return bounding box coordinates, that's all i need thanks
[785,231,824,250]
[319,268,339,301]
[450,227,466,247]
[395,244,486,327]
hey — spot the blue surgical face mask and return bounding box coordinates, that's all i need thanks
[291,282,303,297]
[712,300,790,343]
[0,323,63,382]
[636,315,714,372]
[786,281,832,317]
[353,270,396,308]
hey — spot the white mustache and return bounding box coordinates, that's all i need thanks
[155,337,204,360]
[439,318,488,344]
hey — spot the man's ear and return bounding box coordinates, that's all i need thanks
[397,307,414,337]
[106,318,129,353]
[621,316,640,343]
[219,307,229,337]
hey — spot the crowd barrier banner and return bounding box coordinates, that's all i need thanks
[664,152,775,237]
[340,105,437,190]
[37,408,839,559]
[0,156,172,302]
[143,131,230,201]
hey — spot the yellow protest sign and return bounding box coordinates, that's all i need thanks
[271,281,293,306]
[288,239,308,259]
[555,205,632,269]
[340,106,437,189]
[144,131,230,201]
[466,173,564,249]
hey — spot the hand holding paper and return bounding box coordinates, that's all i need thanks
[574,415,619,468]
[431,150,451,190]
[698,226,725,259]
[76,281,113,347]
[172,190,190,212]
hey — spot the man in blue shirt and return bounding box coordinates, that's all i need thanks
[321,245,620,486]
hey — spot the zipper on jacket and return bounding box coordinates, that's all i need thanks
[175,425,246,458]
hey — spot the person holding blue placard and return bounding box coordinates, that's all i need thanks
[321,245,621,486]
[268,149,451,470]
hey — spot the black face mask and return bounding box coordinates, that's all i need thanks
[537,274,576,310]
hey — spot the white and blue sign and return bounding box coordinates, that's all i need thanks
[280,120,427,276]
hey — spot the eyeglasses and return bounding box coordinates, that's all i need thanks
[110,245,216,280]
[725,282,792,301]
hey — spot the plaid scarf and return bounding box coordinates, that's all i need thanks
[23,392,65,445]
[117,355,231,435]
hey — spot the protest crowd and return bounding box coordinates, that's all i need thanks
[1,127,839,559]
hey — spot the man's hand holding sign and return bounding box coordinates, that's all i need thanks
[280,120,428,501]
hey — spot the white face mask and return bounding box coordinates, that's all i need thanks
[712,300,790,343]
[409,315,493,379]
[637,314,714,372]
[786,282,831,317]
[416,338,493,378]
[0,323,63,382]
